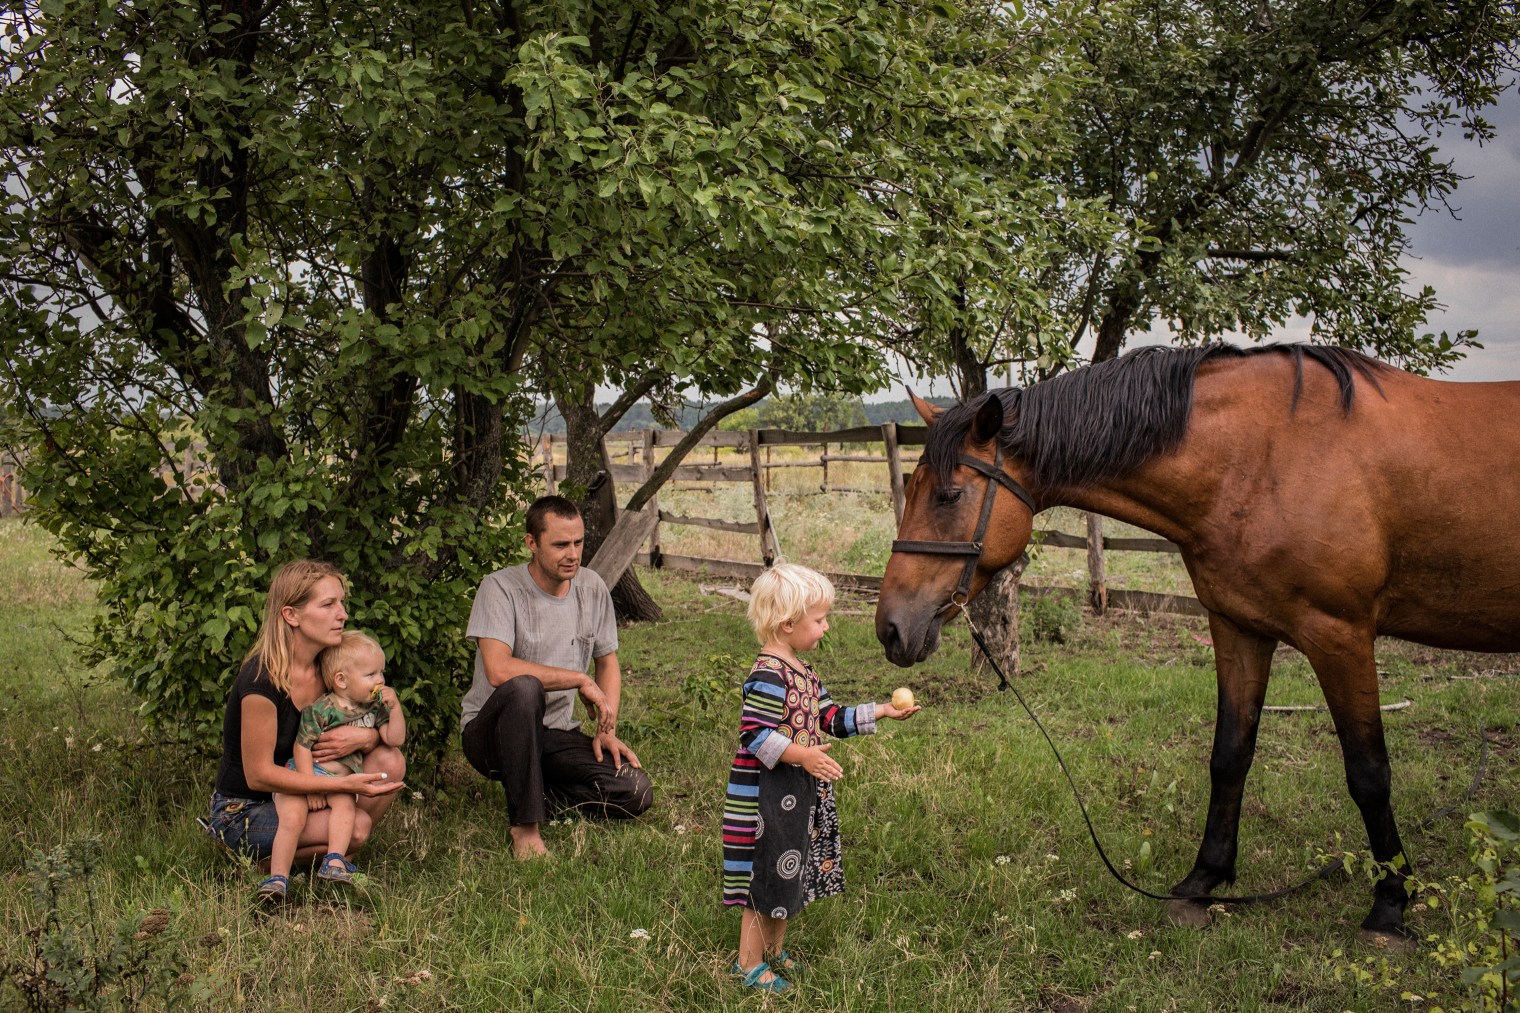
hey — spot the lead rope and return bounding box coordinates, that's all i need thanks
[955,602,1490,906]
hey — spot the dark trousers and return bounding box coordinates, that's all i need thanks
[461,675,653,826]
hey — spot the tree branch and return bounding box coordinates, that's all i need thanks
[622,379,772,514]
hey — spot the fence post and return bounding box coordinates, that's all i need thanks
[749,430,778,566]
[643,429,661,567]
[0,455,16,518]
[882,422,905,525]
[820,440,829,493]
[542,435,557,494]
[1086,512,1108,614]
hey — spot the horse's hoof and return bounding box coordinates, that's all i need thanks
[1356,928,1417,954]
[1164,900,1212,928]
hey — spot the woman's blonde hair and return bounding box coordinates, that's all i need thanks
[319,630,385,692]
[244,560,347,694]
[747,563,834,645]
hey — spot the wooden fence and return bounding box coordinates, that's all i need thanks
[0,427,1202,616]
[542,426,1205,617]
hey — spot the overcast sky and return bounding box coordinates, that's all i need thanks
[874,87,1520,399]
[1402,93,1520,380]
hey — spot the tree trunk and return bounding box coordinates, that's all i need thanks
[969,554,1027,680]
[947,319,1023,677]
[554,388,663,622]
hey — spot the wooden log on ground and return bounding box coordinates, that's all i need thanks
[585,506,661,587]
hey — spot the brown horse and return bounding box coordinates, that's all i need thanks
[876,343,1520,942]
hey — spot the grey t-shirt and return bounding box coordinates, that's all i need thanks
[461,564,618,733]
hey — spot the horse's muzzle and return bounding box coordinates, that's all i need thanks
[876,608,944,667]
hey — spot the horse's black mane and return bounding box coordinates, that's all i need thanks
[924,343,1388,490]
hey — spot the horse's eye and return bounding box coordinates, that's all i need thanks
[934,487,963,506]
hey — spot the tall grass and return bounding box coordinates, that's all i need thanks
[2,518,1516,1011]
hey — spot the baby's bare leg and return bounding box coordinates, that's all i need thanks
[270,792,308,878]
[324,791,357,859]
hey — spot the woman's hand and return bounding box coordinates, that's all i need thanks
[306,793,330,812]
[879,702,922,721]
[342,771,406,797]
[798,743,843,781]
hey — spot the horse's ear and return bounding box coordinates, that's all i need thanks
[909,390,942,425]
[971,394,1005,444]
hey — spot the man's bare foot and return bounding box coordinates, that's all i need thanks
[510,825,549,860]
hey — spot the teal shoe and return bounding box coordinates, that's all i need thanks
[770,948,802,973]
[315,852,357,884]
[737,961,790,992]
[255,874,288,905]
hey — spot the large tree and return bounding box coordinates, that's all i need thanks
[516,0,1099,619]
[0,0,1087,751]
[1049,0,1520,370]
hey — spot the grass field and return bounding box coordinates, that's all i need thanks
[2,516,1517,1011]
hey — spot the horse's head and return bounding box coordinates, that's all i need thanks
[876,391,1037,666]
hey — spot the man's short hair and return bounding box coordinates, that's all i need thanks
[525,495,582,539]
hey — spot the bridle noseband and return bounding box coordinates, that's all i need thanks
[890,444,1037,607]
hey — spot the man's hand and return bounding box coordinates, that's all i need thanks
[306,793,329,812]
[578,677,609,723]
[311,724,377,765]
[592,728,641,769]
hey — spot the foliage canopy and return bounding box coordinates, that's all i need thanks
[0,0,1085,753]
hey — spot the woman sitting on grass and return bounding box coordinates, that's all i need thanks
[204,560,406,904]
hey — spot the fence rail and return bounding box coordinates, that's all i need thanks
[1,426,1198,616]
[540,427,1199,617]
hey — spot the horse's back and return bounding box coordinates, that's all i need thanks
[1190,361,1520,651]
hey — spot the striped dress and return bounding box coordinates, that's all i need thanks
[721,653,877,918]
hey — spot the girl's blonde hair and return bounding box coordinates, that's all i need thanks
[320,630,385,692]
[748,563,835,645]
[244,560,347,694]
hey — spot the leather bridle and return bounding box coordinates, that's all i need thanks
[890,443,1038,607]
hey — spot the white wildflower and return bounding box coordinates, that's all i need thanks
[1149,951,1162,961]
[91,742,104,753]
[674,824,688,835]
[411,791,424,801]
[994,854,1011,866]
[1127,930,1143,940]
[629,928,650,940]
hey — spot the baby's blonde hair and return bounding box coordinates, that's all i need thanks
[319,630,385,692]
[748,563,835,645]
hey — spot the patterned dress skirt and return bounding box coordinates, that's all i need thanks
[723,760,844,917]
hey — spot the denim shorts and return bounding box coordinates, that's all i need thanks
[207,792,280,860]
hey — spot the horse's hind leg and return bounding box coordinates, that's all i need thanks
[1298,621,1411,942]
[1169,613,1275,918]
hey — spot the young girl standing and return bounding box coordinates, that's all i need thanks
[721,563,920,992]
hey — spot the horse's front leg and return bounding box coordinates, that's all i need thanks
[1297,620,1411,944]
[1168,612,1275,922]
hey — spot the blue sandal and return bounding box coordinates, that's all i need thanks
[255,874,288,904]
[770,948,803,973]
[315,853,357,884]
[737,961,790,992]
